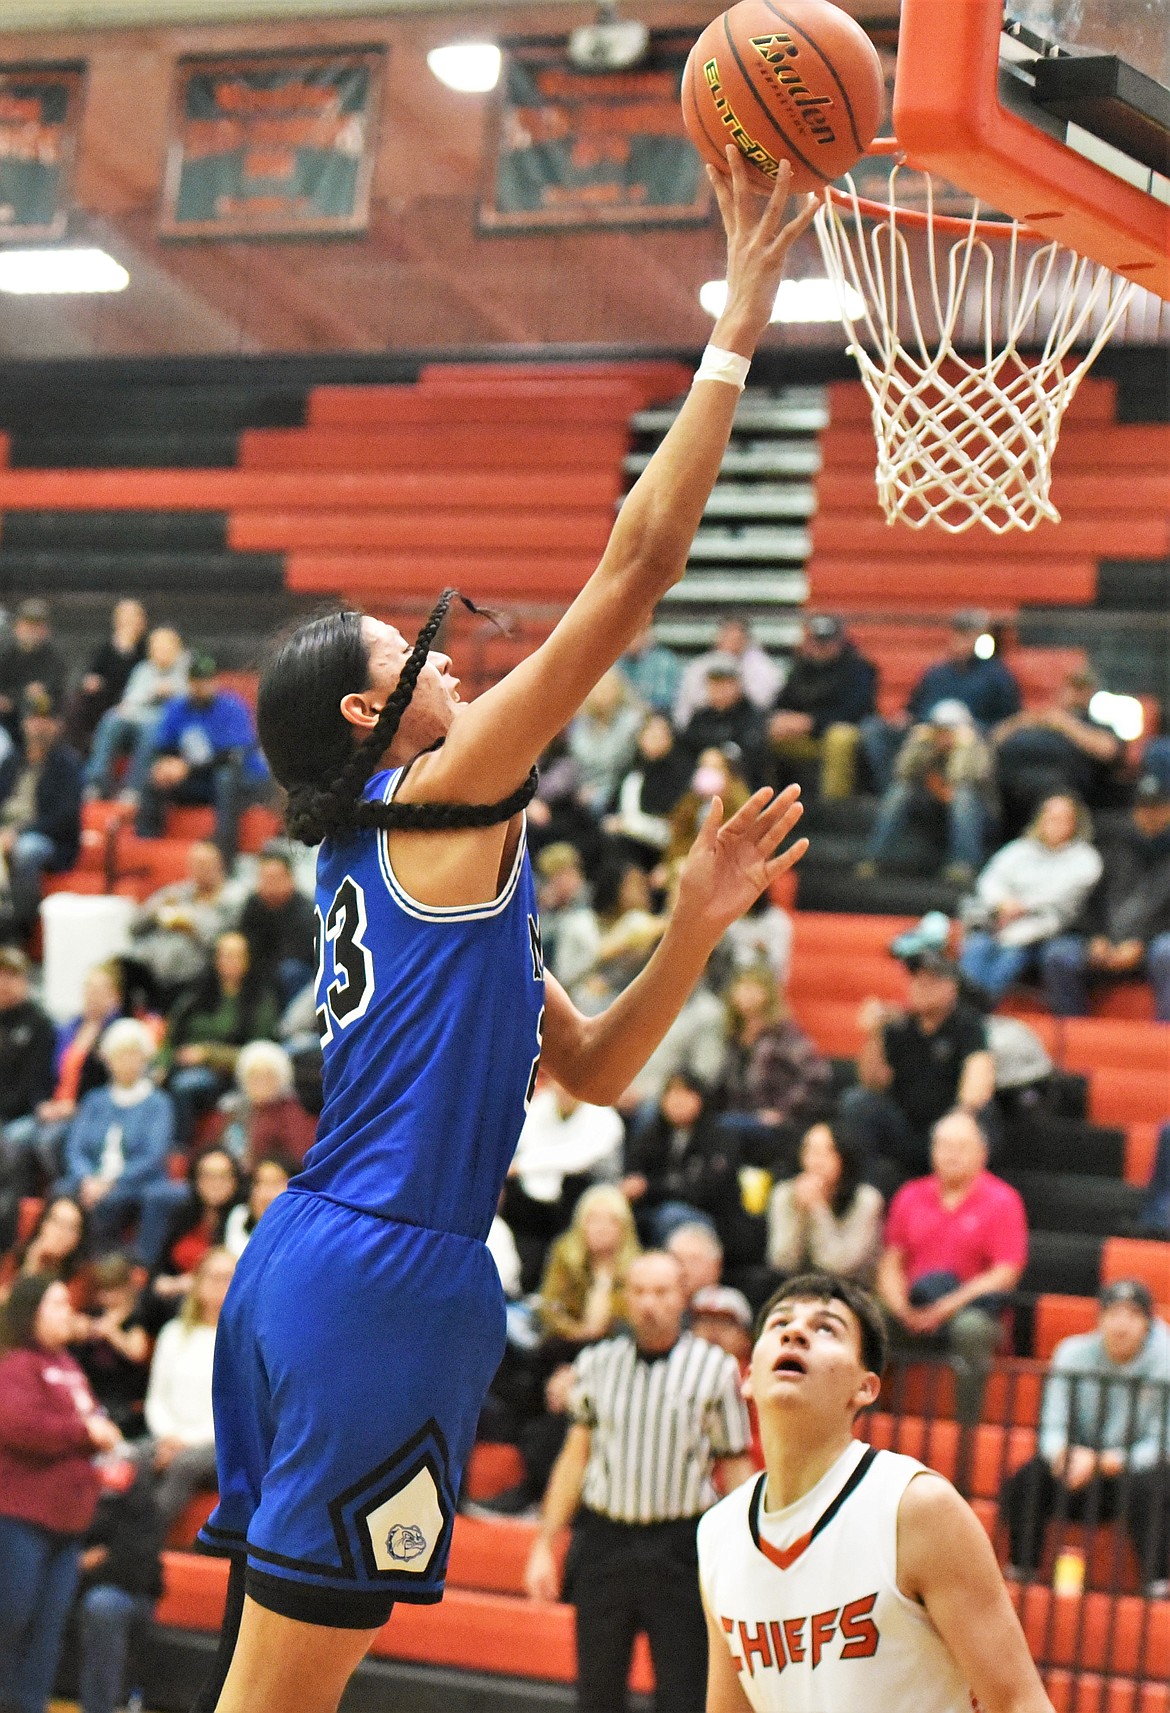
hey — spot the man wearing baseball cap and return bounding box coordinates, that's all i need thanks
[857,699,996,887]
[1040,751,1170,1020]
[136,655,271,867]
[0,688,83,939]
[0,600,66,744]
[766,613,877,799]
[1000,1279,1170,1596]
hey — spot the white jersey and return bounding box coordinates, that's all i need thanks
[697,1439,976,1713]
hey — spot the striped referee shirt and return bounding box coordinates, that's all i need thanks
[571,1330,750,1525]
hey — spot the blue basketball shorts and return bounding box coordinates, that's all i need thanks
[198,1185,507,1628]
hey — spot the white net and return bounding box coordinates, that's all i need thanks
[813,164,1136,533]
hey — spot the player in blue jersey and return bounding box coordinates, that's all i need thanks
[193,151,817,1713]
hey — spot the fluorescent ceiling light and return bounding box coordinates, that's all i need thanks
[699,276,864,324]
[0,248,129,295]
[1089,690,1144,743]
[427,43,501,93]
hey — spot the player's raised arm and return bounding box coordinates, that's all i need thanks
[897,1473,1055,1713]
[417,151,816,806]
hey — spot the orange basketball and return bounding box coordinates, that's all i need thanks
[682,0,885,195]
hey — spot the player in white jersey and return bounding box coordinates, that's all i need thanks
[697,1271,1054,1713]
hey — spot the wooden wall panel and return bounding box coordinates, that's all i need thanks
[0,4,848,358]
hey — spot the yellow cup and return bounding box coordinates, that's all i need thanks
[1053,1550,1086,1597]
[739,1167,773,1217]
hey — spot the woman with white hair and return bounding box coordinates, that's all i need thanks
[57,1019,178,1267]
[215,1039,316,1170]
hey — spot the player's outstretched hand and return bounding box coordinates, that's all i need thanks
[707,149,818,352]
[674,783,807,944]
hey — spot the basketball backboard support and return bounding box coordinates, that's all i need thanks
[891,0,1170,299]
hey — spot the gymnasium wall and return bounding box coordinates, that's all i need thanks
[0,1,838,361]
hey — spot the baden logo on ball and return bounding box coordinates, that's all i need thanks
[682,0,884,195]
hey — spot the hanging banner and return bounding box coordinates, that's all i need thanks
[160,47,383,239]
[0,63,85,243]
[480,33,710,233]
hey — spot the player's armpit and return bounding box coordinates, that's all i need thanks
[896,1473,1055,1713]
[702,1588,755,1713]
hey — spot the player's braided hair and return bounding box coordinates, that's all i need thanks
[258,589,537,847]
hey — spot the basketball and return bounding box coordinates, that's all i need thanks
[681,0,885,195]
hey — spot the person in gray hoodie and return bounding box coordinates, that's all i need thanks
[85,626,189,802]
[1001,1279,1170,1594]
[958,793,1102,1001]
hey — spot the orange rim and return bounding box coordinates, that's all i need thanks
[825,140,1036,240]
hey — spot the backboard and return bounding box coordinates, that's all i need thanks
[892,0,1170,298]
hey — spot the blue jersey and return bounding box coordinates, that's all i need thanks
[298,766,545,1241]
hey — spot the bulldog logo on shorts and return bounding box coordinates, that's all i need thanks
[385,1522,428,1563]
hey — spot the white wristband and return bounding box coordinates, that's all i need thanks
[693,344,751,391]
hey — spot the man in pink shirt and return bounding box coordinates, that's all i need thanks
[876,1109,1028,1423]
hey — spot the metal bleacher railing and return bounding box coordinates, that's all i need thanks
[875,1347,1170,1709]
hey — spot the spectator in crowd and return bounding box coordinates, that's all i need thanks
[0,686,83,938]
[994,666,1123,829]
[667,1220,726,1304]
[603,712,692,870]
[71,1253,152,1441]
[136,655,271,865]
[857,700,996,886]
[710,885,793,993]
[622,1071,739,1246]
[566,670,644,815]
[0,1194,89,1309]
[140,1246,234,1532]
[767,614,878,799]
[577,860,665,1009]
[677,660,769,789]
[876,1110,1027,1424]
[689,1283,754,1368]
[213,1039,317,1170]
[525,1250,753,1712]
[85,625,189,805]
[617,624,682,717]
[675,615,783,729]
[716,964,831,1172]
[149,1146,244,1286]
[1041,760,1170,1020]
[58,1018,179,1269]
[0,1274,119,1712]
[766,1121,885,1284]
[666,744,754,871]
[0,944,57,1134]
[536,1184,640,1357]
[237,841,315,1005]
[74,1456,164,1713]
[618,967,729,1118]
[66,598,149,753]
[0,599,66,744]
[958,793,1103,1002]
[161,929,281,1138]
[536,843,601,992]
[861,611,1022,792]
[507,1079,625,1256]
[525,734,606,870]
[844,950,998,1183]
[1,960,125,1200]
[126,839,238,1008]
[1001,1280,1170,1596]
[472,1360,578,1521]
[223,1155,293,1258]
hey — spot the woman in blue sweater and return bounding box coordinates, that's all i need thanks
[58,1019,178,1268]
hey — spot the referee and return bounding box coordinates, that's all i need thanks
[525,1249,754,1711]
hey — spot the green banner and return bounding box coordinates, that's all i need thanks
[0,63,85,242]
[161,47,383,239]
[481,33,711,232]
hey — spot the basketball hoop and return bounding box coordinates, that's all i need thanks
[813,157,1136,533]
